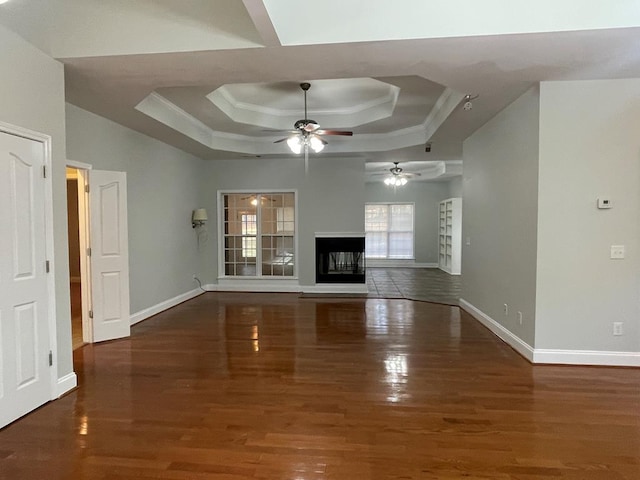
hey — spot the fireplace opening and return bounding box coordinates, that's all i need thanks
[315,237,365,284]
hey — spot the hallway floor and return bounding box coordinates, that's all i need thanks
[367,267,461,305]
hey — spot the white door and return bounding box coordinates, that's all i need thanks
[89,170,130,342]
[0,132,52,428]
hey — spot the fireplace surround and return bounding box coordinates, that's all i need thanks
[315,236,365,284]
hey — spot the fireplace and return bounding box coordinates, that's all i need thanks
[315,236,365,284]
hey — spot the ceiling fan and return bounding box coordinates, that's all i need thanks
[371,162,421,186]
[240,194,276,205]
[273,82,353,159]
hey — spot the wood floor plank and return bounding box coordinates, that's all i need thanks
[1,292,639,479]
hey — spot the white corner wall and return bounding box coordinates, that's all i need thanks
[65,104,206,316]
[536,79,640,359]
[461,86,540,349]
[0,25,73,383]
[365,180,451,265]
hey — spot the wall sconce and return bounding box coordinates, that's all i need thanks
[192,208,208,228]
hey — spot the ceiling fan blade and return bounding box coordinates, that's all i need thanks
[316,129,353,136]
[274,137,289,143]
[263,129,297,134]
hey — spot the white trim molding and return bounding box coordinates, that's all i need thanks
[460,299,535,362]
[66,159,93,170]
[206,282,369,295]
[212,279,301,293]
[130,288,204,326]
[366,260,438,268]
[315,232,365,238]
[532,349,640,367]
[56,372,78,398]
[460,299,640,367]
[302,284,369,295]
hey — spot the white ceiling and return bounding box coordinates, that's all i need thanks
[1,0,640,182]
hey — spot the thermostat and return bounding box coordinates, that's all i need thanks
[597,198,612,209]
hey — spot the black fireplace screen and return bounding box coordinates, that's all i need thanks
[315,237,365,284]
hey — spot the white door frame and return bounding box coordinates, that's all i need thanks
[0,120,58,401]
[66,160,93,344]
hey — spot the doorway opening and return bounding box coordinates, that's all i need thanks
[66,166,92,350]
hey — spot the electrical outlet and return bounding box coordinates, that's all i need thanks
[613,322,623,336]
[517,311,523,325]
[503,303,508,316]
[610,245,625,259]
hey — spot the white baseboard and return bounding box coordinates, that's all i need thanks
[130,288,204,325]
[459,299,535,362]
[533,349,640,367]
[56,372,77,398]
[210,279,301,293]
[206,281,369,295]
[301,284,369,294]
[460,299,640,367]
[366,260,438,268]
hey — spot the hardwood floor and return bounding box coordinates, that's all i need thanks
[1,293,639,479]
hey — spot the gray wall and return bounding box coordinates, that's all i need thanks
[200,157,366,286]
[536,79,640,352]
[365,180,451,264]
[0,25,72,380]
[461,86,540,347]
[447,177,463,198]
[66,104,205,314]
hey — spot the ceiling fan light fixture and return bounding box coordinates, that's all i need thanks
[384,176,408,187]
[287,135,303,154]
[309,135,325,153]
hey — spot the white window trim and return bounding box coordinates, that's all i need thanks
[365,202,416,260]
[217,189,299,279]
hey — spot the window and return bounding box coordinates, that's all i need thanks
[365,203,414,259]
[241,214,256,257]
[222,193,295,277]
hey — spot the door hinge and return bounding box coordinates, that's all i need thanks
[45,260,50,273]
[89,310,94,319]
[87,247,92,257]
[43,165,47,178]
[48,351,53,367]
[85,184,90,193]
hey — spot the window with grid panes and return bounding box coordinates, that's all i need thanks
[222,193,295,277]
[365,203,414,259]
